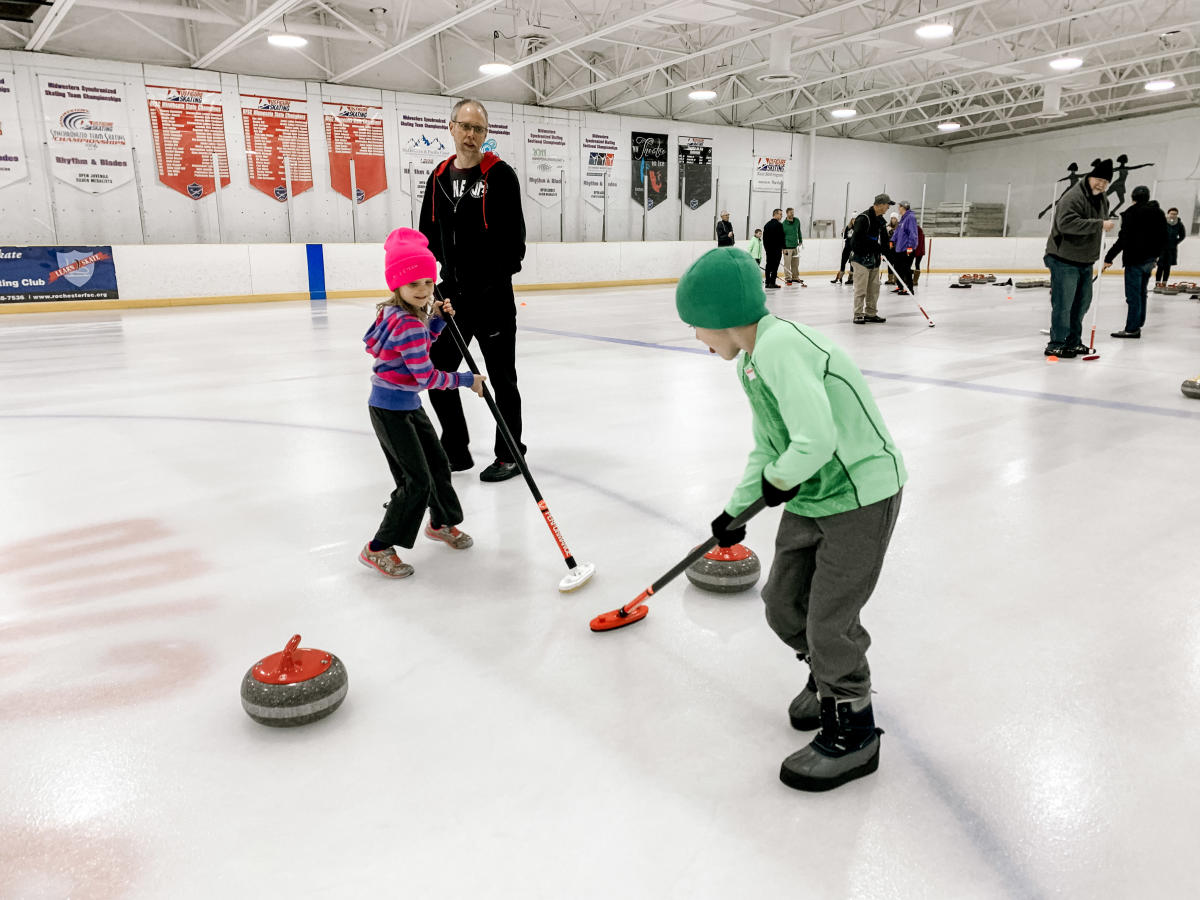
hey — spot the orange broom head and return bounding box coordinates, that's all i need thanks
[590,605,649,632]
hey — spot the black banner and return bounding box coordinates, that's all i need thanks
[678,136,712,210]
[631,131,667,210]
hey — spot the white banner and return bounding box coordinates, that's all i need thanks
[398,110,450,203]
[753,155,787,193]
[525,125,567,209]
[39,75,133,194]
[0,71,28,191]
[580,129,618,210]
[482,116,519,165]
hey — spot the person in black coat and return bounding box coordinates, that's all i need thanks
[762,209,784,289]
[1155,207,1186,287]
[716,210,735,246]
[1102,186,1168,338]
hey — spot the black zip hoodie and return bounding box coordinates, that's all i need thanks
[418,152,526,299]
[1103,200,1168,267]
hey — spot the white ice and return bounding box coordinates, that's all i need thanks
[2,273,1199,898]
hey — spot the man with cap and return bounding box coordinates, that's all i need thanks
[891,201,919,295]
[673,245,906,792]
[1102,185,1168,338]
[716,210,735,247]
[1043,158,1115,357]
[849,194,893,324]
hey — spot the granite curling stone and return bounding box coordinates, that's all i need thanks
[685,544,761,594]
[1182,378,1200,400]
[241,634,348,727]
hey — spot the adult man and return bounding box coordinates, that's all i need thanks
[763,208,785,290]
[891,201,919,295]
[1103,186,1167,339]
[716,210,735,247]
[419,98,527,482]
[781,207,805,287]
[1043,158,1115,358]
[1155,207,1186,287]
[849,194,892,324]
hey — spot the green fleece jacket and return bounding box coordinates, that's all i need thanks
[726,315,906,518]
[781,217,803,249]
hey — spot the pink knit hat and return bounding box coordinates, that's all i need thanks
[384,227,438,290]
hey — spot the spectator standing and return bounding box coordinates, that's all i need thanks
[1103,185,1168,339]
[747,228,764,269]
[781,207,806,287]
[763,209,785,290]
[891,201,919,294]
[716,210,735,247]
[1155,207,1186,287]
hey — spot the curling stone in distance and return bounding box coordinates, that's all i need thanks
[1182,378,1200,400]
[686,544,761,594]
[241,634,348,727]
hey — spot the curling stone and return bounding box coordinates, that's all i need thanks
[685,544,761,594]
[240,634,348,727]
[1182,378,1200,400]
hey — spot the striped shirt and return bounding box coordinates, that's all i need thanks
[364,307,474,410]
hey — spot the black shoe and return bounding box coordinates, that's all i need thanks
[853,316,867,325]
[830,275,843,284]
[1110,330,1140,339]
[864,315,886,323]
[447,455,474,472]
[765,284,782,290]
[844,278,854,286]
[480,459,520,482]
[1068,343,1091,355]
[1045,343,1066,357]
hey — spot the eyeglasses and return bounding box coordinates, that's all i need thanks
[452,121,487,136]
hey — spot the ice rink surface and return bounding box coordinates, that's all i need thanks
[2,272,1199,898]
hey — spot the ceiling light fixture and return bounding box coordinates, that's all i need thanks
[688,89,718,101]
[1144,79,1175,91]
[937,121,961,131]
[478,30,513,77]
[830,107,857,119]
[1049,56,1083,71]
[268,15,307,48]
[915,22,954,39]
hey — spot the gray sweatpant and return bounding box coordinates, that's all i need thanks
[761,490,902,700]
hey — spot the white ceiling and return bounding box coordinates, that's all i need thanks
[1,0,1197,146]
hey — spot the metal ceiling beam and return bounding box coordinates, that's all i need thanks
[27,0,80,50]
[330,0,504,83]
[445,0,692,96]
[193,0,305,68]
[74,0,236,24]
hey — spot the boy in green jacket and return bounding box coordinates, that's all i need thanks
[676,246,906,792]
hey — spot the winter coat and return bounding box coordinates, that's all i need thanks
[716,219,735,246]
[893,210,919,254]
[763,218,785,254]
[1103,201,1168,267]
[419,152,526,300]
[747,235,763,261]
[1045,179,1109,264]
[849,207,887,268]
[1160,219,1186,266]
[914,224,926,258]
[781,217,803,249]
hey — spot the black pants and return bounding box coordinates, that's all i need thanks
[370,405,462,549]
[838,246,851,273]
[427,284,525,464]
[1155,259,1172,284]
[893,253,914,292]
[764,250,782,286]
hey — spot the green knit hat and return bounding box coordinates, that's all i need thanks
[676,247,769,329]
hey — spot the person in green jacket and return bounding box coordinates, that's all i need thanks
[747,228,764,270]
[676,246,906,793]
[781,208,806,287]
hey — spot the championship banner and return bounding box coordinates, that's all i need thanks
[145,84,230,200]
[0,71,28,191]
[323,101,386,203]
[240,94,314,202]
[398,110,449,204]
[678,136,712,210]
[38,75,133,194]
[581,129,618,210]
[525,125,567,208]
[631,131,667,210]
[0,245,118,303]
[753,156,787,193]
[482,117,517,162]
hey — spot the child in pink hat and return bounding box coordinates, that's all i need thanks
[359,228,485,578]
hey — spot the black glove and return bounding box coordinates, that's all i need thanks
[711,511,746,549]
[761,471,800,507]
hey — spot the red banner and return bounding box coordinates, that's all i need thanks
[239,94,313,202]
[146,85,230,200]
[323,102,386,203]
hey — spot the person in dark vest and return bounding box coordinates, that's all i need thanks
[762,209,785,289]
[1103,185,1168,339]
[849,194,892,324]
[716,210,735,246]
[419,98,527,483]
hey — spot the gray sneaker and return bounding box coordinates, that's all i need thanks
[358,544,414,578]
[424,523,474,550]
[780,697,882,792]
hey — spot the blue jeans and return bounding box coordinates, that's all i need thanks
[1122,258,1155,331]
[1044,254,1093,346]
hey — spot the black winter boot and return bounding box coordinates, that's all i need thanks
[788,670,820,731]
[779,697,882,792]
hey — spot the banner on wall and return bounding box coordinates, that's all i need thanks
[678,136,712,210]
[145,85,229,200]
[580,130,618,210]
[398,111,449,204]
[482,117,517,164]
[753,156,787,193]
[0,71,28,191]
[631,131,667,210]
[39,75,133,194]
[240,94,314,202]
[323,101,386,203]
[525,125,567,208]
[0,245,118,303]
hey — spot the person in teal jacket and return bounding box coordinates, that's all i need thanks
[675,246,906,793]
